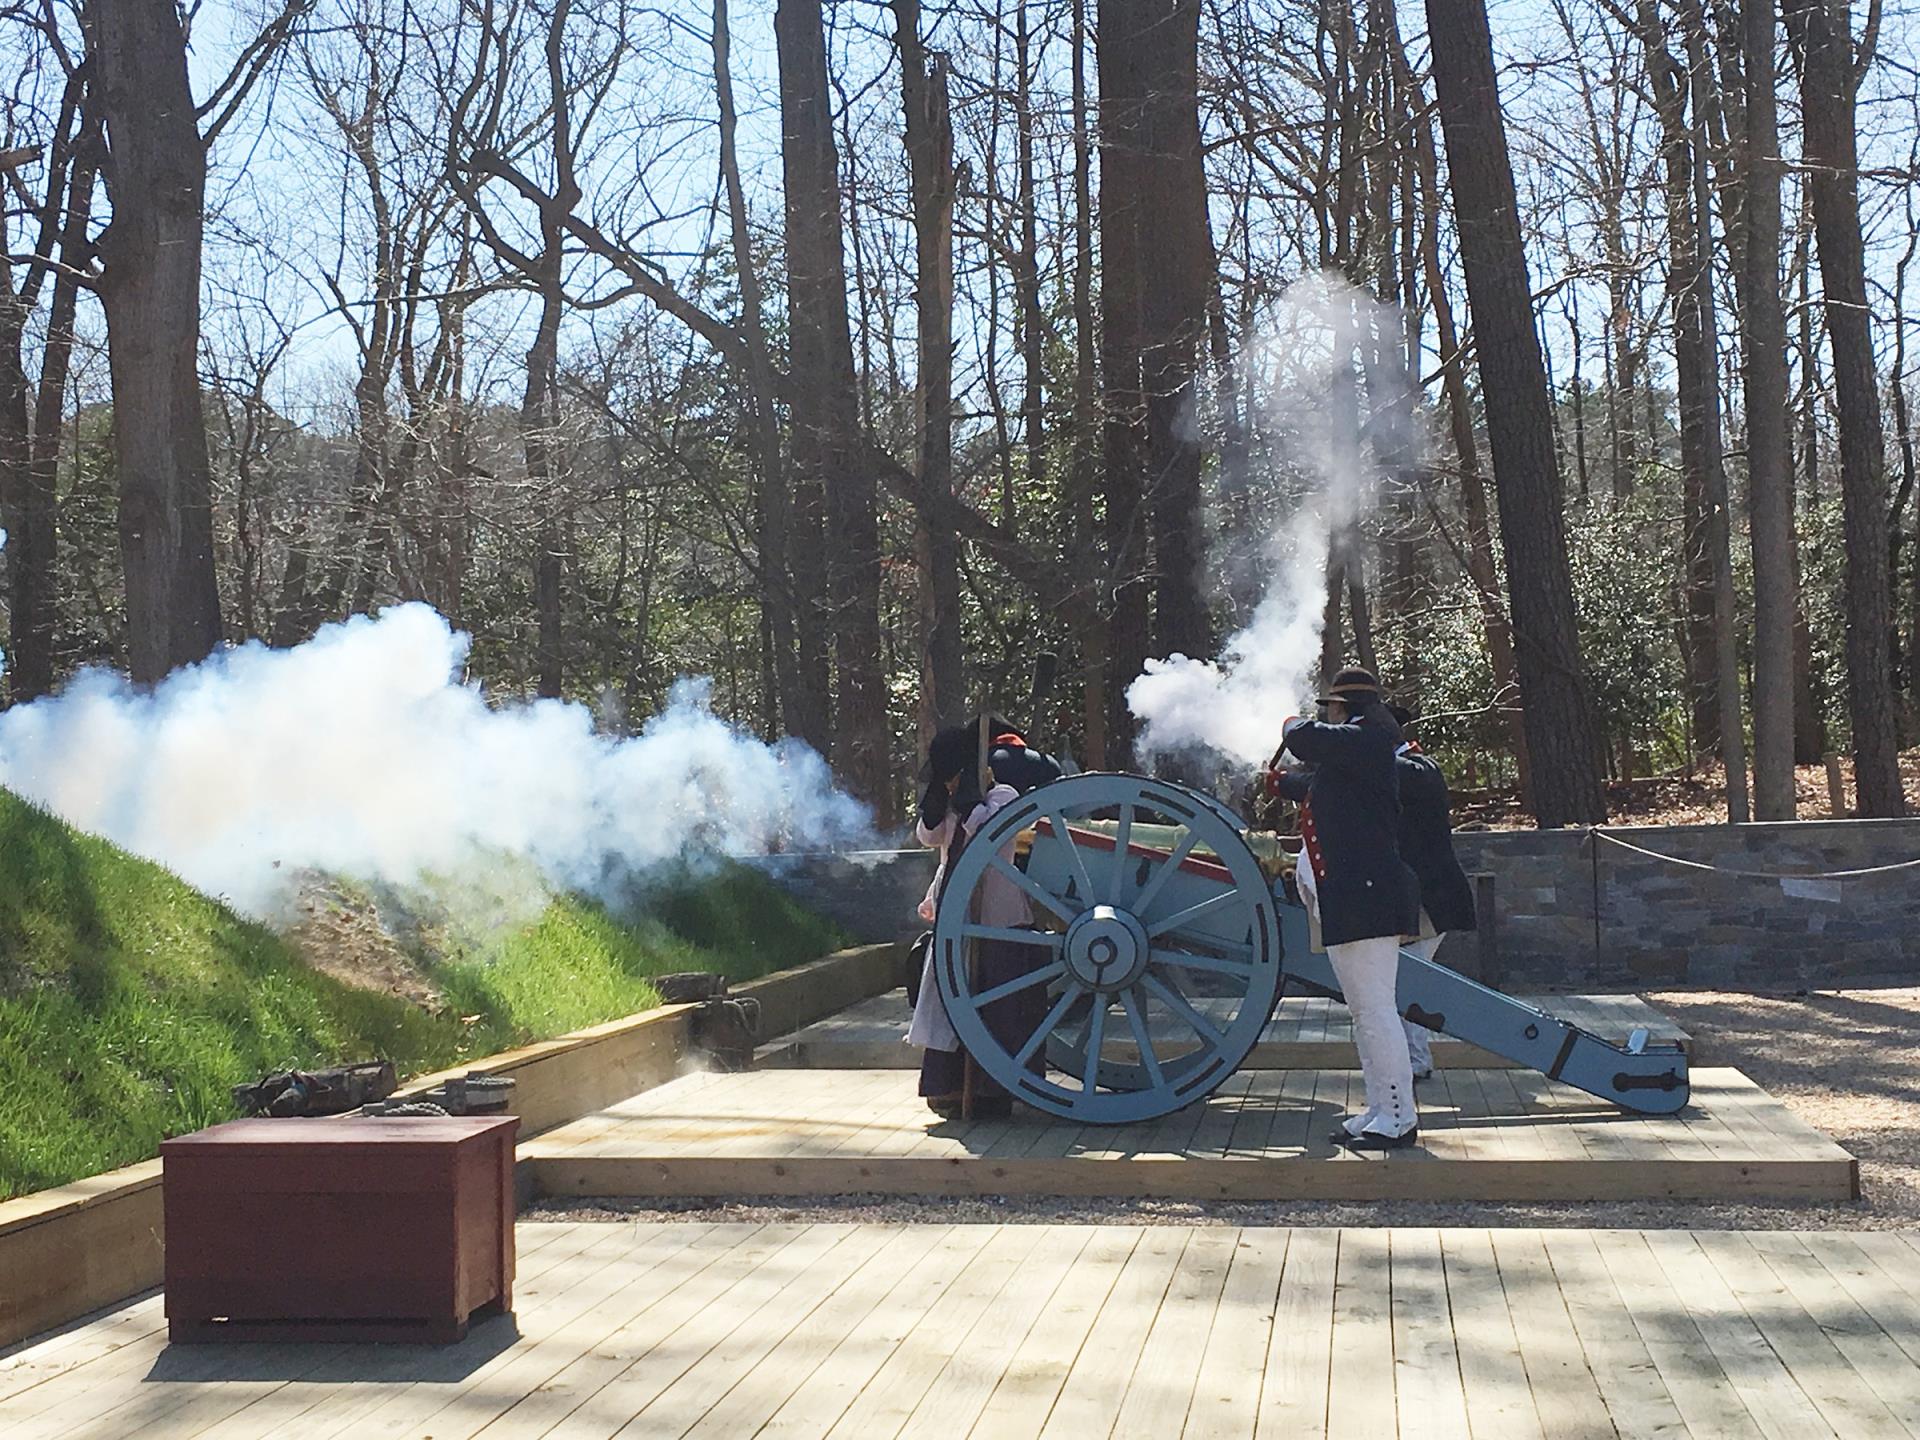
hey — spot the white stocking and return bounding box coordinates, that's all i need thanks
[1327,935,1417,1135]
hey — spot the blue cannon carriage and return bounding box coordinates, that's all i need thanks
[930,772,1689,1125]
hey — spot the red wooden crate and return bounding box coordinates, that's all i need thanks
[161,1115,517,1343]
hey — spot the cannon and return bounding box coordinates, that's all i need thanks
[930,771,1688,1125]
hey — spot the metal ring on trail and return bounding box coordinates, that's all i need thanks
[932,772,1284,1124]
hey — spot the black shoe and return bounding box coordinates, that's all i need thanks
[1338,1126,1419,1152]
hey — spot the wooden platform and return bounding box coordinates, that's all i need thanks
[8,1221,1920,1439]
[519,1066,1856,1204]
[760,991,1691,1071]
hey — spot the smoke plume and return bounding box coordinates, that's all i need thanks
[0,603,872,917]
[1127,274,1419,768]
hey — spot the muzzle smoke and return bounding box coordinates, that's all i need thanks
[1126,274,1418,767]
[0,603,872,917]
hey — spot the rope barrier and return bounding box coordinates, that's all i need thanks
[1588,827,1920,881]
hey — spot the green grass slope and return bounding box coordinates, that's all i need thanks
[0,790,844,1200]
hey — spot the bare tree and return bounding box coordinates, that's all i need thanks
[89,0,227,681]
[1068,0,1106,766]
[894,0,965,737]
[776,0,888,808]
[713,0,798,739]
[0,41,97,699]
[1136,0,1212,666]
[1739,0,1797,817]
[1425,0,1608,826]
[1784,0,1905,816]
[1097,0,1151,763]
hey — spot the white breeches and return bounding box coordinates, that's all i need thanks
[1401,932,1443,1073]
[1328,934,1417,1135]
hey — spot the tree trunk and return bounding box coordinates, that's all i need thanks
[714,0,800,739]
[1098,0,1151,765]
[777,0,888,810]
[1070,0,1106,767]
[1632,0,1723,765]
[524,289,565,699]
[1785,0,1906,815]
[1740,0,1797,817]
[1888,185,1918,707]
[1680,0,1749,819]
[1425,0,1606,826]
[1404,51,1531,799]
[1134,0,1211,665]
[1789,213,1829,762]
[895,0,965,737]
[92,0,226,682]
[0,223,31,699]
[16,139,97,698]
[1014,0,1045,495]
[517,0,582,701]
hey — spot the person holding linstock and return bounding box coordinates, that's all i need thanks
[1388,703,1478,1081]
[1264,668,1423,1150]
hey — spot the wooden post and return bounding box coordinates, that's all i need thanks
[1824,752,1848,817]
[1473,871,1501,989]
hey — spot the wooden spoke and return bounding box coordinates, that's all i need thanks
[1130,828,1201,920]
[1153,932,1257,963]
[962,924,1067,951]
[1144,972,1228,1050]
[1046,811,1099,903]
[971,961,1068,1009]
[1150,948,1254,981]
[988,853,1079,923]
[1014,983,1087,1067]
[1081,1000,1107,1094]
[1144,888,1242,939]
[1107,803,1134,903]
[1122,986,1165,1090]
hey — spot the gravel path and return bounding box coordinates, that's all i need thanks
[527,984,1920,1231]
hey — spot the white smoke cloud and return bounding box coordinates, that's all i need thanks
[1127,274,1419,768]
[0,602,872,917]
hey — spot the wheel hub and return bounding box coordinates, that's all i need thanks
[1063,904,1151,992]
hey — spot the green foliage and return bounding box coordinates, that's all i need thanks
[1565,489,1693,767]
[0,791,842,1200]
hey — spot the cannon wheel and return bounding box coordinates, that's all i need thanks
[931,773,1282,1125]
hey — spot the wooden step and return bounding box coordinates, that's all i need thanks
[519,1065,1854,1205]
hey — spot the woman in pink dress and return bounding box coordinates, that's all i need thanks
[908,721,1060,1118]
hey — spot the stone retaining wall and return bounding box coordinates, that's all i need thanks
[1444,818,1920,988]
[758,820,1920,991]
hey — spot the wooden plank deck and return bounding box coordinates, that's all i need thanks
[519,1067,1856,1204]
[759,992,1690,1071]
[6,1222,1918,1439]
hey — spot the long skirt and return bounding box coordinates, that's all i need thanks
[917,937,1051,1111]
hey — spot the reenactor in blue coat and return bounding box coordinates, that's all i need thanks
[1265,668,1423,1149]
[1389,704,1477,1079]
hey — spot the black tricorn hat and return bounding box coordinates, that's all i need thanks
[922,716,1016,783]
[1316,666,1382,706]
